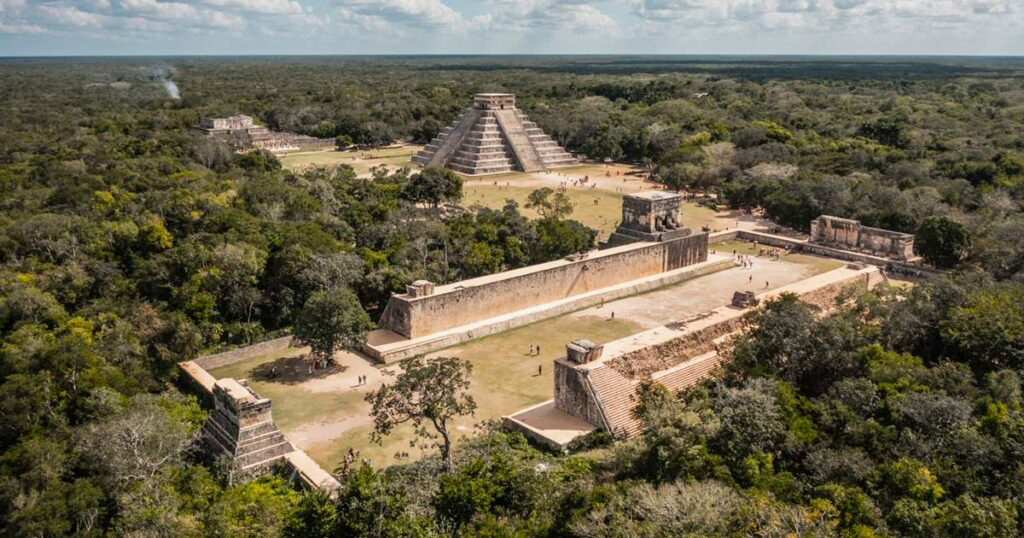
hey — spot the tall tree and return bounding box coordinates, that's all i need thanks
[365,355,476,470]
[525,188,573,219]
[915,216,971,269]
[401,166,463,208]
[292,287,373,365]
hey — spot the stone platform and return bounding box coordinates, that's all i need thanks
[412,93,576,175]
[504,264,883,447]
[365,255,734,362]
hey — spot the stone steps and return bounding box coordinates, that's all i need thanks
[412,104,576,175]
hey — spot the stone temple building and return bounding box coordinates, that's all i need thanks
[196,115,332,154]
[203,378,293,471]
[411,93,577,175]
[810,215,915,261]
[605,191,692,247]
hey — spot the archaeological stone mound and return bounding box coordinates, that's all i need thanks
[412,93,577,175]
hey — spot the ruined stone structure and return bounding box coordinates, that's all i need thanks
[411,93,576,175]
[197,115,265,135]
[731,290,759,308]
[203,378,294,470]
[606,191,690,247]
[505,264,884,445]
[197,115,331,154]
[376,233,708,341]
[810,216,915,261]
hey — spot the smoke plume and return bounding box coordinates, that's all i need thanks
[149,67,181,100]
[162,79,180,100]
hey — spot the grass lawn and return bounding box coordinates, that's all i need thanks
[308,313,641,469]
[714,239,845,276]
[462,183,718,240]
[279,146,420,176]
[463,184,624,237]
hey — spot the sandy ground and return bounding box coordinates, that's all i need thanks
[570,253,824,329]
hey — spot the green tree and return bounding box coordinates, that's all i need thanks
[366,355,476,470]
[402,167,463,208]
[525,187,573,219]
[292,287,373,365]
[941,283,1024,371]
[915,216,971,269]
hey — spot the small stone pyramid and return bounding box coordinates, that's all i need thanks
[203,378,294,470]
[412,93,577,175]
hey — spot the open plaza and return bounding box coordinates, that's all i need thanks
[177,94,926,493]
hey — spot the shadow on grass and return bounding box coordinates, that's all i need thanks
[250,355,348,386]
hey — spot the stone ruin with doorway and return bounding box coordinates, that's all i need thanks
[809,215,915,261]
[196,115,332,154]
[411,93,577,175]
[605,190,691,247]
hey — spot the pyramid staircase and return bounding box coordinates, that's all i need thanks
[203,378,294,471]
[412,94,576,175]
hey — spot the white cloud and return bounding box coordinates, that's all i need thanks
[486,0,619,33]
[39,4,107,26]
[335,0,463,28]
[630,0,1020,34]
[201,0,304,15]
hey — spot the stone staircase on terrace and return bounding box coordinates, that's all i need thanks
[412,93,576,175]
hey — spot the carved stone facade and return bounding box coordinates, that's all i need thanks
[411,93,576,175]
[203,378,293,470]
[606,191,692,247]
[809,215,915,261]
[196,115,332,154]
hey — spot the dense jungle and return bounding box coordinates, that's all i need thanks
[1,56,1023,536]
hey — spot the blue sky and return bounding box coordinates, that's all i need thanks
[1,1,1022,56]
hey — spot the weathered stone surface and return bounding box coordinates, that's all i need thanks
[377,234,708,340]
[412,93,576,175]
[551,265,884,439]
[203,378,293,471]
[606,191,691,247]
[810,215,915,261]
[731,290,759,308]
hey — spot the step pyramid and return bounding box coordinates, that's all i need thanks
[203,378,294,471]
[412,93,577,175]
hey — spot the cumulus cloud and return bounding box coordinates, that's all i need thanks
[1,0,1021,52]
[630,0,1020,35]
[335,0,463,30]
[201,0,304,15]
[484,0,619,33]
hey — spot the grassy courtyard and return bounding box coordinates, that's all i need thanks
[279,146,420,176]
[462,183,718,239]
[208,314,641,470]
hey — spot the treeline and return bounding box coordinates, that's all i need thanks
[280,272,1024,537]
[1,56,1023,536]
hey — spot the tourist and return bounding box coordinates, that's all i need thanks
[765,281,770,289]
[536,345,541,355]
[538,364,543,376]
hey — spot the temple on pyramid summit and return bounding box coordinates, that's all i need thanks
[412,93,577,175]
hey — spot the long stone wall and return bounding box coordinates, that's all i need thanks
[378,234,708,339]
[552,265,883,438]
[194,335,294,370]
[367,256,732,362]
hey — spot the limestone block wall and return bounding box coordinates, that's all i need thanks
[193,335,293,371]
[810,216,914,261]
[552,266,882,434]
[554,360,608,430]
[604,268,877,380]
[379,234,708,339]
